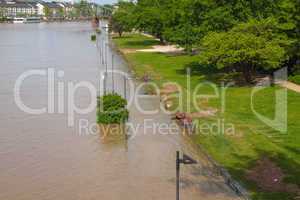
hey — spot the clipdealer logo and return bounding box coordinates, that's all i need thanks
[13,67,288,136]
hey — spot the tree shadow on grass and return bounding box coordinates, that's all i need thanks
[123,39,160,49]
[176,61,251,86]
[112,35,134,39]
[270,152,300,186]
[176,61,244,85]
[224,149,300,199]
[112,35,161,48]
[282,145,300,155]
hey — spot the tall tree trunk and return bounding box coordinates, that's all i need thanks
[118,31,123,37]
[159,37,164,44]
[155,33,164,44]
[287,55,299,74]
[242,65,253,83]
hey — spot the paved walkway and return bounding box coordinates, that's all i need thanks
[277,81,300,93]
[126,96,243,200]
[137,45,184,53]
[121,45,184,54]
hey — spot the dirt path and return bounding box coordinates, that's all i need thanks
[137,45,184,53]
[121,45,184,54]
[277,81,300,93]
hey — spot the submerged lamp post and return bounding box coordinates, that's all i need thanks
[176,151,197,200]
[112,54,114,93]
[105,43,108,75]
[123,76,127,99]
[103,73,107,95]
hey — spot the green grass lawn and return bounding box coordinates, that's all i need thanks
[113,34,300,200]
[112,34,161,49]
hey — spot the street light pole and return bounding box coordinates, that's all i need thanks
[176,151,197,200]
[102,41,105,65]
[104,73,107,95]
[105,43,108,75]
[112,54,114,93]
[176,151,180,200]
[124,76,127,99]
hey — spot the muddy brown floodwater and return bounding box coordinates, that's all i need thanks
[0,22,240,200]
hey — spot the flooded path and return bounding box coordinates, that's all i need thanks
[0,22,239,200]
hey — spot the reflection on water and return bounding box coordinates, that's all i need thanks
[0,22,238,200]
[98,124,128,149]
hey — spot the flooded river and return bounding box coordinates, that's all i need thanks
[0,22,239,200]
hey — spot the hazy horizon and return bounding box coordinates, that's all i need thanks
[41,0,118,5]
[96,0,117,4]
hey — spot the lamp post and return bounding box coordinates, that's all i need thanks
[103,73,107,95]
[124,76,127,99]
[176,151,197,200]
[112,54,114,93]
[105,43,108,75]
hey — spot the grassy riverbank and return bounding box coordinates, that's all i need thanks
[113,34,300,200]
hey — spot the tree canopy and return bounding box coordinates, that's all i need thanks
[111,0,300,82]
[111,1,135,37]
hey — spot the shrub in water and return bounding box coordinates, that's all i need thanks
[97,93,129,124]
[95,28,101,34]
[91,34,96,41]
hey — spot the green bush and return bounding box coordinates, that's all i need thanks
[91,34,96,41]
[97,93,129,124]
[292,64,300,75]
[0,17,7,22]
[288,75,300,85]
[95,28,101,34]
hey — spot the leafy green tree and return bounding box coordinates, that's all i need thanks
[119,0,300,77]
[275,0,300,74]
[199,19,291,83]
[232,17,293,47]
[188,0,291,37]
[76,0,92,17]
[164,23,200,53]
[101,4,113,18]
[68,8,78,18]
[16,12,27,17]
[0,7,4,17]
[111,1,135,37]
[135,0,169,43]
[163,0,204,53]
[44,6,51,18]
[0,8,7,22]
[58,7,64,18]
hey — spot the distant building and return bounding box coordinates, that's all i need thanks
[0,1,37,17]
[36,2,63,18]
[57,2,73,17]
[36,2,45,16]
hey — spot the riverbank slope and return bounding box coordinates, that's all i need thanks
[112,33,300,200]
